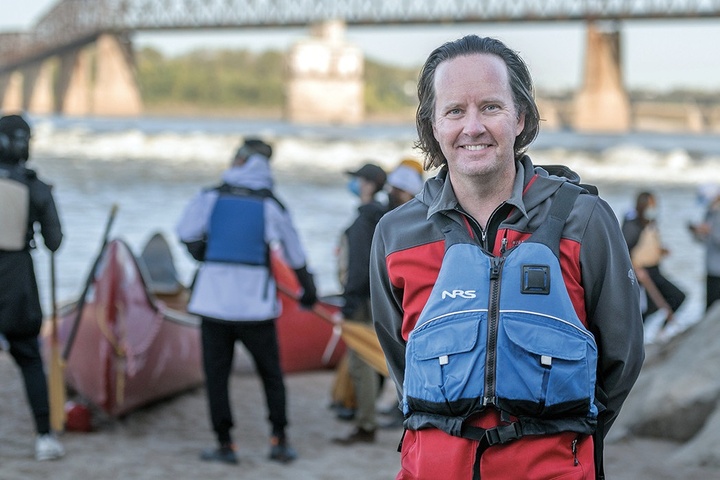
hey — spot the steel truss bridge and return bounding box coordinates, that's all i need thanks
[1,0,720,68]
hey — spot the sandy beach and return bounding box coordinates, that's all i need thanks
[0,351,717,480]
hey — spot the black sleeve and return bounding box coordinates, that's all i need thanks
[30,178,63,252]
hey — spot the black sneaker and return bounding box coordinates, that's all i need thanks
[200,444,238,465]
[269,436,297,464]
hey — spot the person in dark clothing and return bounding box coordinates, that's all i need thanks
[622,191,686,325]
[332,162,387,445]
[689,185,720,311]
[176,138,317,465]
[0,114,65,461]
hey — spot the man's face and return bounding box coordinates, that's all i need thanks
[431,53,525,182]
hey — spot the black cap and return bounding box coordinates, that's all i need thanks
[346,163,387,188]
[235,137,272,161]
[0,114,31,163]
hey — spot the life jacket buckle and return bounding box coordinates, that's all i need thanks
[484,422,523,446]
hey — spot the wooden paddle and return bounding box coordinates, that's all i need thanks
[276,284,389,377]
[63,204,119,360]
[48,251,66,432]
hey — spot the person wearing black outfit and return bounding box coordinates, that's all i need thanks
[0,114,64,461]
[332,162,387,445]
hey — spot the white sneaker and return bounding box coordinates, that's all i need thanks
[35,434,65,461]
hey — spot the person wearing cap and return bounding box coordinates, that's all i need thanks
[332,162,387,445]
[387,157,425,210]
[176,137,317,465]
[0,114,65,461]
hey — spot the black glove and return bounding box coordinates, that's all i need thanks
[294,265,318,307]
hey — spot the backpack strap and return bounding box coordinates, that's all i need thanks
[214,183,287,210]
[527,182,582,259]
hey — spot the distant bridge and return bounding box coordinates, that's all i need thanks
[1,0,719,131]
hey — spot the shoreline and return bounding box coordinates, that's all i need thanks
[1,352,718,479]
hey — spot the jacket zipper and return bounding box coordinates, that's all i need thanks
[483,255,504,406]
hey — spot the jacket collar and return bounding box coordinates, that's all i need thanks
[423,156,533,221]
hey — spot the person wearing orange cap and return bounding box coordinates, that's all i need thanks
[387,158,425,210]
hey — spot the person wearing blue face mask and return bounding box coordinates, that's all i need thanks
[622,191,686,326]
[332,162,387,445]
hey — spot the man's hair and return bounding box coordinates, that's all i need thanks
[414,35,540,170]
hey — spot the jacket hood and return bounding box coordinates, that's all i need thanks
[221,154,273,190]
[419,155,585,220]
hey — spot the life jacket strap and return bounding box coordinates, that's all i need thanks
[461,421,523,446]
[464,422,523,480]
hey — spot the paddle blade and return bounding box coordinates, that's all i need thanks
[48,342,66,432]
[340,321,389,377]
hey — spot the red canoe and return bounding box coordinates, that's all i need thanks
[43,233,345,417]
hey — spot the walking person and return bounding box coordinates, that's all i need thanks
[176,138,318,465]
[332,162,387,445]
[370,36,644,479]
[0,114,65,461]
[622,191,686,326]
[689,185,720,311]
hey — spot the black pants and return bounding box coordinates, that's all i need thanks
[707,275,720,311]
[6,335,50,435]
[643,265,686,320]
[200,318,287,445]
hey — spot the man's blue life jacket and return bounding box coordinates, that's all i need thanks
[403,182,599,443]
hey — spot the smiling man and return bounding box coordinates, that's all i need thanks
[369,35,645,480]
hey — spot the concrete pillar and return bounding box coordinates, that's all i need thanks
[92,34,142,116]
[1,71,24,113]
[573,23,631,132]
[23,60,55,114]
[686,104,705,133]
[286,20,364,125]
[57,47,91,116]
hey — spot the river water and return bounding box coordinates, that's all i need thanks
[25,115,720,343]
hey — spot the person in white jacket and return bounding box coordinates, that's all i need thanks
[176,138,317,465]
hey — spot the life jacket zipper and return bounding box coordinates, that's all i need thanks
[483,255,504,406]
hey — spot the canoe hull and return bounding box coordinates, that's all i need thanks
[44,236,345,418]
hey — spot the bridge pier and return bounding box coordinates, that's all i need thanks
[57,34,142,116]
[22,61,55,114]
[57,47,92,116]
[572,22,631,132]
[92,34,142,116]
[0,71,23,113]
[0,33,142,117]
[286,20,364,124]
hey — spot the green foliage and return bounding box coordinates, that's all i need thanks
[364,59,419,114]
[136,47,419,114]
[137,47,285,108]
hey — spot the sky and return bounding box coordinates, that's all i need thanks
[2,0,719,92]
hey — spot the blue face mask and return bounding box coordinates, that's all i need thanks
[347,177,361,197]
